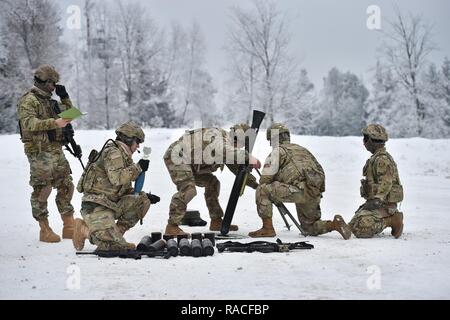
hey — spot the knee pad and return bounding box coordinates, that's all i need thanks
[351,215,378,238]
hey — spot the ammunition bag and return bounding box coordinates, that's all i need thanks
[303,167,325,194]
[386,184,403,203]
[360,179,368,197]
[279,146,325,195]
[77,149,99,193]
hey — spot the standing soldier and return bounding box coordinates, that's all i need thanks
[163,124,261,236]
[250,123,352,239]
[17,65,76,243]
[349,124,404,238]
[72,121,160,251]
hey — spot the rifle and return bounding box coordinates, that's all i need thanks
[255,168,307,237]
[63,124,85,170]
[76,249,172,260]
[221,110,266,235]
[216,238,313,253]
[50,100,84,169]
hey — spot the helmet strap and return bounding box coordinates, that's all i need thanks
[116,134,135,147]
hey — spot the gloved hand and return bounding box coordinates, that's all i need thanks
[363,198,383,210]
[73,144,82,158]
[138,159,149,172]
[147,193,160,204]
[249,156,261,170]
[55,85,69,99]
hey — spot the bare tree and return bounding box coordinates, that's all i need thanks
[115,0,162,121]
[84,0,95,117]
[180,21,207,125]
[165,22,187,87]
[2,0,62,69]
[225,50,258,123]
[383,8,435,135]
[226,0,292,124]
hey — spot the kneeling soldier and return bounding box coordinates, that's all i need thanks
[163,124,261,236]
[250,123,351,239]
[73,121,160,251]
[349,124,404,238]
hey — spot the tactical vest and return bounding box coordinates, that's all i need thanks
[361,148,403,203]
[78,142,133,202]
[277,143,325,195]
[18,90,66,146]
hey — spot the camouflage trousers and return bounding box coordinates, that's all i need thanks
[164,155,222,225]
[256,181,330,236]
[349,203,394,238]
[81,193,150,250]
[26,148,74,221]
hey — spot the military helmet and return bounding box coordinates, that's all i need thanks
[115,121,145,143]
[229,123,251,146]
[34,65,60,83]
[230,123,251,133]
[362,124,388,142]
[266,123,290,141]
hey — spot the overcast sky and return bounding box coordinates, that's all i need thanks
[62,0,450,90]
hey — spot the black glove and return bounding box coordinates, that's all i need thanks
[73,144,82,158]
[55,85,69,99]
[147,193,160,204]
[138,159,149,172]
[363,198,383,210]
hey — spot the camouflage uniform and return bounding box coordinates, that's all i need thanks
[349,125,404,238]
[76,124,150,250]
[164,127,257,226]
[251,123,351,239]
[17,77,74,222]
[257,141,330,236]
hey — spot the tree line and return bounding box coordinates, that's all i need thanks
[1,0,449,138]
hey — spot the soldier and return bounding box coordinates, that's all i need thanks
[349,124,404,238]
[250,123,352,239]
[72,121,160,251]
[17,65,76,243]
[163,124,261,236]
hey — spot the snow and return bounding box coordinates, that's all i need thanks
[1,129,449,299]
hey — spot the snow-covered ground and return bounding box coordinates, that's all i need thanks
[1,129,449,300]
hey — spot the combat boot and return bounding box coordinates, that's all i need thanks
[210,218,238,231]
[39,219,61,243]
[115,222,136,249]
[165,223,190,237]
[327,215,352,240]
[72,218,90,250]
[248,218,276,238]
[61,213,75,239]
[384,212,403,238]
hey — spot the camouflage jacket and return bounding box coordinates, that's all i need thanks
[260,142,325,196]
[17,86,73,154]
[360,147,403,203]
[78,141,142,209]
[165,128,250,174]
